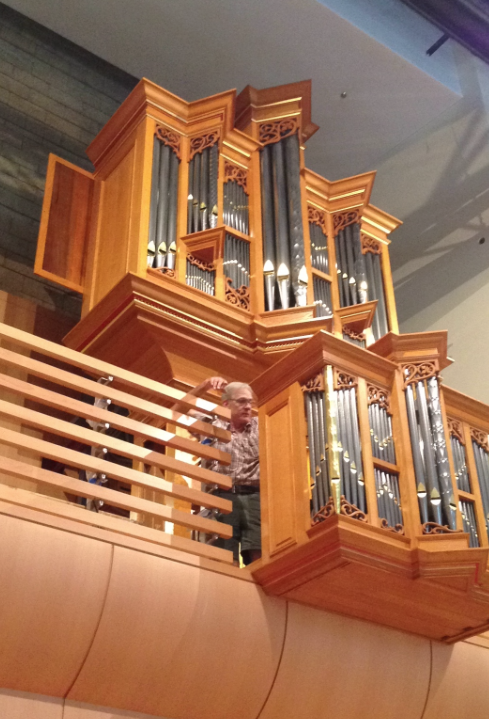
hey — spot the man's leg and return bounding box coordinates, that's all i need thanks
[213,492,240,565]
[239,493,261,566]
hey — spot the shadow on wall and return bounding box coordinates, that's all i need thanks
[370,45,489,327]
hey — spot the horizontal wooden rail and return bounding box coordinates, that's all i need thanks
[0,399,230,489]
[0,425,232,533]
[0,472,231,563]
[372,457,399,473]
[0,455,230,538]
[0,321,231,421]
[0,371,231,465]
[0,346,230,442]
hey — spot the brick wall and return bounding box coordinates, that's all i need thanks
[0,2,138,319]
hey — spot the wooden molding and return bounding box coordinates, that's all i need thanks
[369,330,453,370]
[235,79,319,143]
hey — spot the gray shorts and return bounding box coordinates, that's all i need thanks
[214,491,261,564]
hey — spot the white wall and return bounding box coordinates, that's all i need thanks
[371,46,489,403]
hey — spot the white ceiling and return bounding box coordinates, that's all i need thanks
[2,0,460,181]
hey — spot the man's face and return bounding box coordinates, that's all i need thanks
[225,387,254,428]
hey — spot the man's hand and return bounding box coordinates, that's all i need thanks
[200,376,228,393]
[171,376,228,414]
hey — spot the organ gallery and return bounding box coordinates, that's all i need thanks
[1,77,489,719]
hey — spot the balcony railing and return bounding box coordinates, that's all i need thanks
[0,322,234,564]
[4,321,489,640]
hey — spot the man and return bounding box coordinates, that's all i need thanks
[193,376,260,566]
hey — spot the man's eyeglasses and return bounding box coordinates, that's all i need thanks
[231,398,254,407]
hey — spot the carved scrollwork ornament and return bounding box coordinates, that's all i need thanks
[189,130,221,160]
[343,326,366,343]
[301,373,325,393]
[308,206,328,236]
[422,522,463,535]
[447,417,465,445]
[155,126,182,159]
[334,369,358,391]
[223,162,249,194]
[259,117,300,145]
[187,254,214,272]
[361,233,382,255]
[380,518,405,535]
[367,384,391,413]
[340,496,368,522]
[311,497,335,525]
[333,210,361,235]
[401,362,438,390]
[470,427,489,452]
[155,267,176,278]
[224,277,250,311]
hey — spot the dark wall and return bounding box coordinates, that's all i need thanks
[0,3,138,318]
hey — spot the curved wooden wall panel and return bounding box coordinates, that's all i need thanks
[258,603,431,719]
[68,546,286,719]
[0,515,112,696]
[423,641,489,719]
[0,689,63,719]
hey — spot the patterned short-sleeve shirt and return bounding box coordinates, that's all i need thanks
[203,416,259,488]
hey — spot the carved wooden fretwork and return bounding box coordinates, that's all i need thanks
[470,427,489,453]
[223,161,249,194]
[401,362,438,390]
[301,373,325,393]
[333,210,360,235]
[187,254,214,272]
[367,384,391,413]
[340,496,368,522]
[155,126,182,159]
[334,369,358,391]
[311,495,368,525]
[361,233,382,255]
[448,417,465,445]
[380,518,405,535]
[189,130,221,160]
[343,326,365,343]
[422,522,463,535]
[259,117,299,145]
[308,206,328,236]
[154,267,175,279]
[225,277,250,311]
[311,497,335,525]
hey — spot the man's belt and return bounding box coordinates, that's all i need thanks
[232,485,259,495]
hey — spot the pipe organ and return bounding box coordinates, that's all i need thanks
[30,77,489,644]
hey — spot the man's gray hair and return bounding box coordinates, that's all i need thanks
[222,382,253,401]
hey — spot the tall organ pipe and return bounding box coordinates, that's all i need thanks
[260,132,309,312]
[352,224,368,304]
[148,137,180,269]
[271,140,290,309]
[155,143,171,268]
[284,134,307,307]
[405,384,429,524]
[148,137,160,266]
[261,145,277,311]
[426,377,456,529]
[166,151,179,268]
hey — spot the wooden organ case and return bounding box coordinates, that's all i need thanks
[36,78,489,643]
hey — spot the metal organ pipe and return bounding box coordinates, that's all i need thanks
[187,144,218,235]
[148,135,180,270]
[260,132,308,312]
